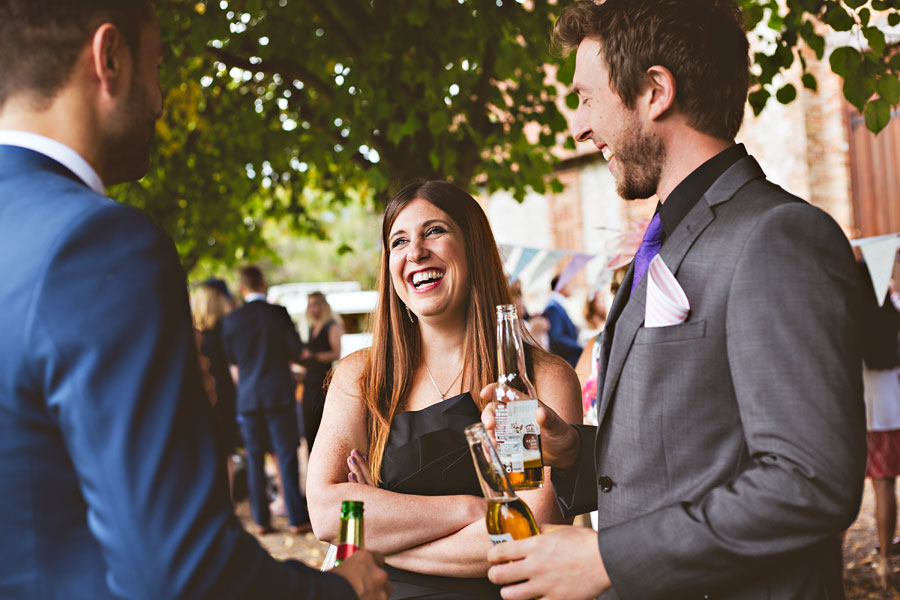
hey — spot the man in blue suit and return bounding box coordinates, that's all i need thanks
[543,275,583,368]
[222,265,310,536]
[0,1,389,598]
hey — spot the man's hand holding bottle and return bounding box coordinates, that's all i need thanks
[331,550,392,600]
[479,384,581,471]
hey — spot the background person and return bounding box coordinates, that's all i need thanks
[860,258,900,589]
[191,280,239,499]
[306,180,582,599]
[300,291,343,451]
[0,1,388,597]
[542,275,582,368]
[222,265,311,536]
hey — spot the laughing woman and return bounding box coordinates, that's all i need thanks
[306,180,582,599]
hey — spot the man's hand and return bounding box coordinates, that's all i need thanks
[331,549,392,600]
[479,384,581,470]
[487,525,610,600]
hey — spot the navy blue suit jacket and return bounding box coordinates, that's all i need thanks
[221,300,303,414]
[543,298,582,367]
[0,146,354,599]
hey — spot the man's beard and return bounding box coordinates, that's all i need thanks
[100,78,156,186]
[614,112,665,201]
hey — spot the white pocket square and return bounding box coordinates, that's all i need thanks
[645,255,690,328]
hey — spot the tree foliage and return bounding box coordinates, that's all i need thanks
[743,0,900,134]
[111,0,900,274]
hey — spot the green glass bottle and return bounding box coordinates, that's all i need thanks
[334,500,364,566]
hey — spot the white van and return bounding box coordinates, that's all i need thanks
[268,282,378,358]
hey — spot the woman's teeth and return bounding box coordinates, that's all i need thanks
[601,146,614,161]
[412,270,443,288]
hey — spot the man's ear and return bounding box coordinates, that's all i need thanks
[645,65,676,121]
[91,24,128,97]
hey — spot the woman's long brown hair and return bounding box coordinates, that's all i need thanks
[361,180,516,484]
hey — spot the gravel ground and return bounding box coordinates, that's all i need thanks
[236,481,900,597]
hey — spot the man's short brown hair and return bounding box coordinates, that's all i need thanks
[0,0,154,109]
[239,265,265,292]
[552,0,750,141]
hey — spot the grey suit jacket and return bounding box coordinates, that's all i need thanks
[552,155,866,599]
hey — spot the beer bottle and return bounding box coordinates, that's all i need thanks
[466,422,539,544]
[493,303,543,489]
[334,500,364,567]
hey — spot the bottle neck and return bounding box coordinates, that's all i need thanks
[496,315,536,398]
[466,424,518,501]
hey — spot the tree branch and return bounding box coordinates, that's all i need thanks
[307,0,365,54]
[207,47,335,101]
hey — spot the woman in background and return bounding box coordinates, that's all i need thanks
[191,280,238,499]
[301,291,343,451]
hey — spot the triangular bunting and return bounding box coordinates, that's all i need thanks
[527,250,569,287]
[858,234,899,305]
[554,253,596,292]
[509,247,540,283]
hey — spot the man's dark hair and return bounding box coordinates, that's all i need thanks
[552,0,750,140]
[239,265,265,292]
[0,0,154,109]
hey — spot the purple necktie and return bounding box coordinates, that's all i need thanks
[630,212,664,295]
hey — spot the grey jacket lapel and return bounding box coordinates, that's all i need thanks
[595,155,766,426]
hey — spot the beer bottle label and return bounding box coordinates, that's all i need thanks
[495,399,540,472]
[336,543,360,561]
[489,533,514,545]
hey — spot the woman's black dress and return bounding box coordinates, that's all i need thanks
[301,320,336,449]
[199,322,237,459]
[379,392,502,599]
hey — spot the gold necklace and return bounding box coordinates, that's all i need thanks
[424,363,463,401]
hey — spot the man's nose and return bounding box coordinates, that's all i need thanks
[572,106,592,143]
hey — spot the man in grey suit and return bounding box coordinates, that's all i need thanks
[482,0,866,598]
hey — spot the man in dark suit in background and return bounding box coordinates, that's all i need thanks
[543,275,582,367]
[0,1,388,598]
[483,1,865,598]
[223,265,310,536]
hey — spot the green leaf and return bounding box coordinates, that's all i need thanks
[865,98,892,132]
[823,5,855,31]
[844,74,876,112]
[830,46,862,78]
[802,73,818,91]
[748,88,770,116]
[776,83,798,104]
[877,74,900,105]
[859,8,871,26]
[890,13,900,27]
[864,27,887,55]
[890,53,900,71]
[803,31,826,60]
[845,0,868,8]
[549,178,564,194]
[566,92,579,110]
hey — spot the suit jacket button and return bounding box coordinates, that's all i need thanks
[598,476,613,493]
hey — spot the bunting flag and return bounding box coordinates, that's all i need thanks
[554,253,596,292]
[498,244,515,264]
[529,249,570,284]
[509,247,541,283]
[853,233,900,305]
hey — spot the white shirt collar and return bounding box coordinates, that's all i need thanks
[244,292,267,303]
[0,130,105,195]
[549,291,568,305]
